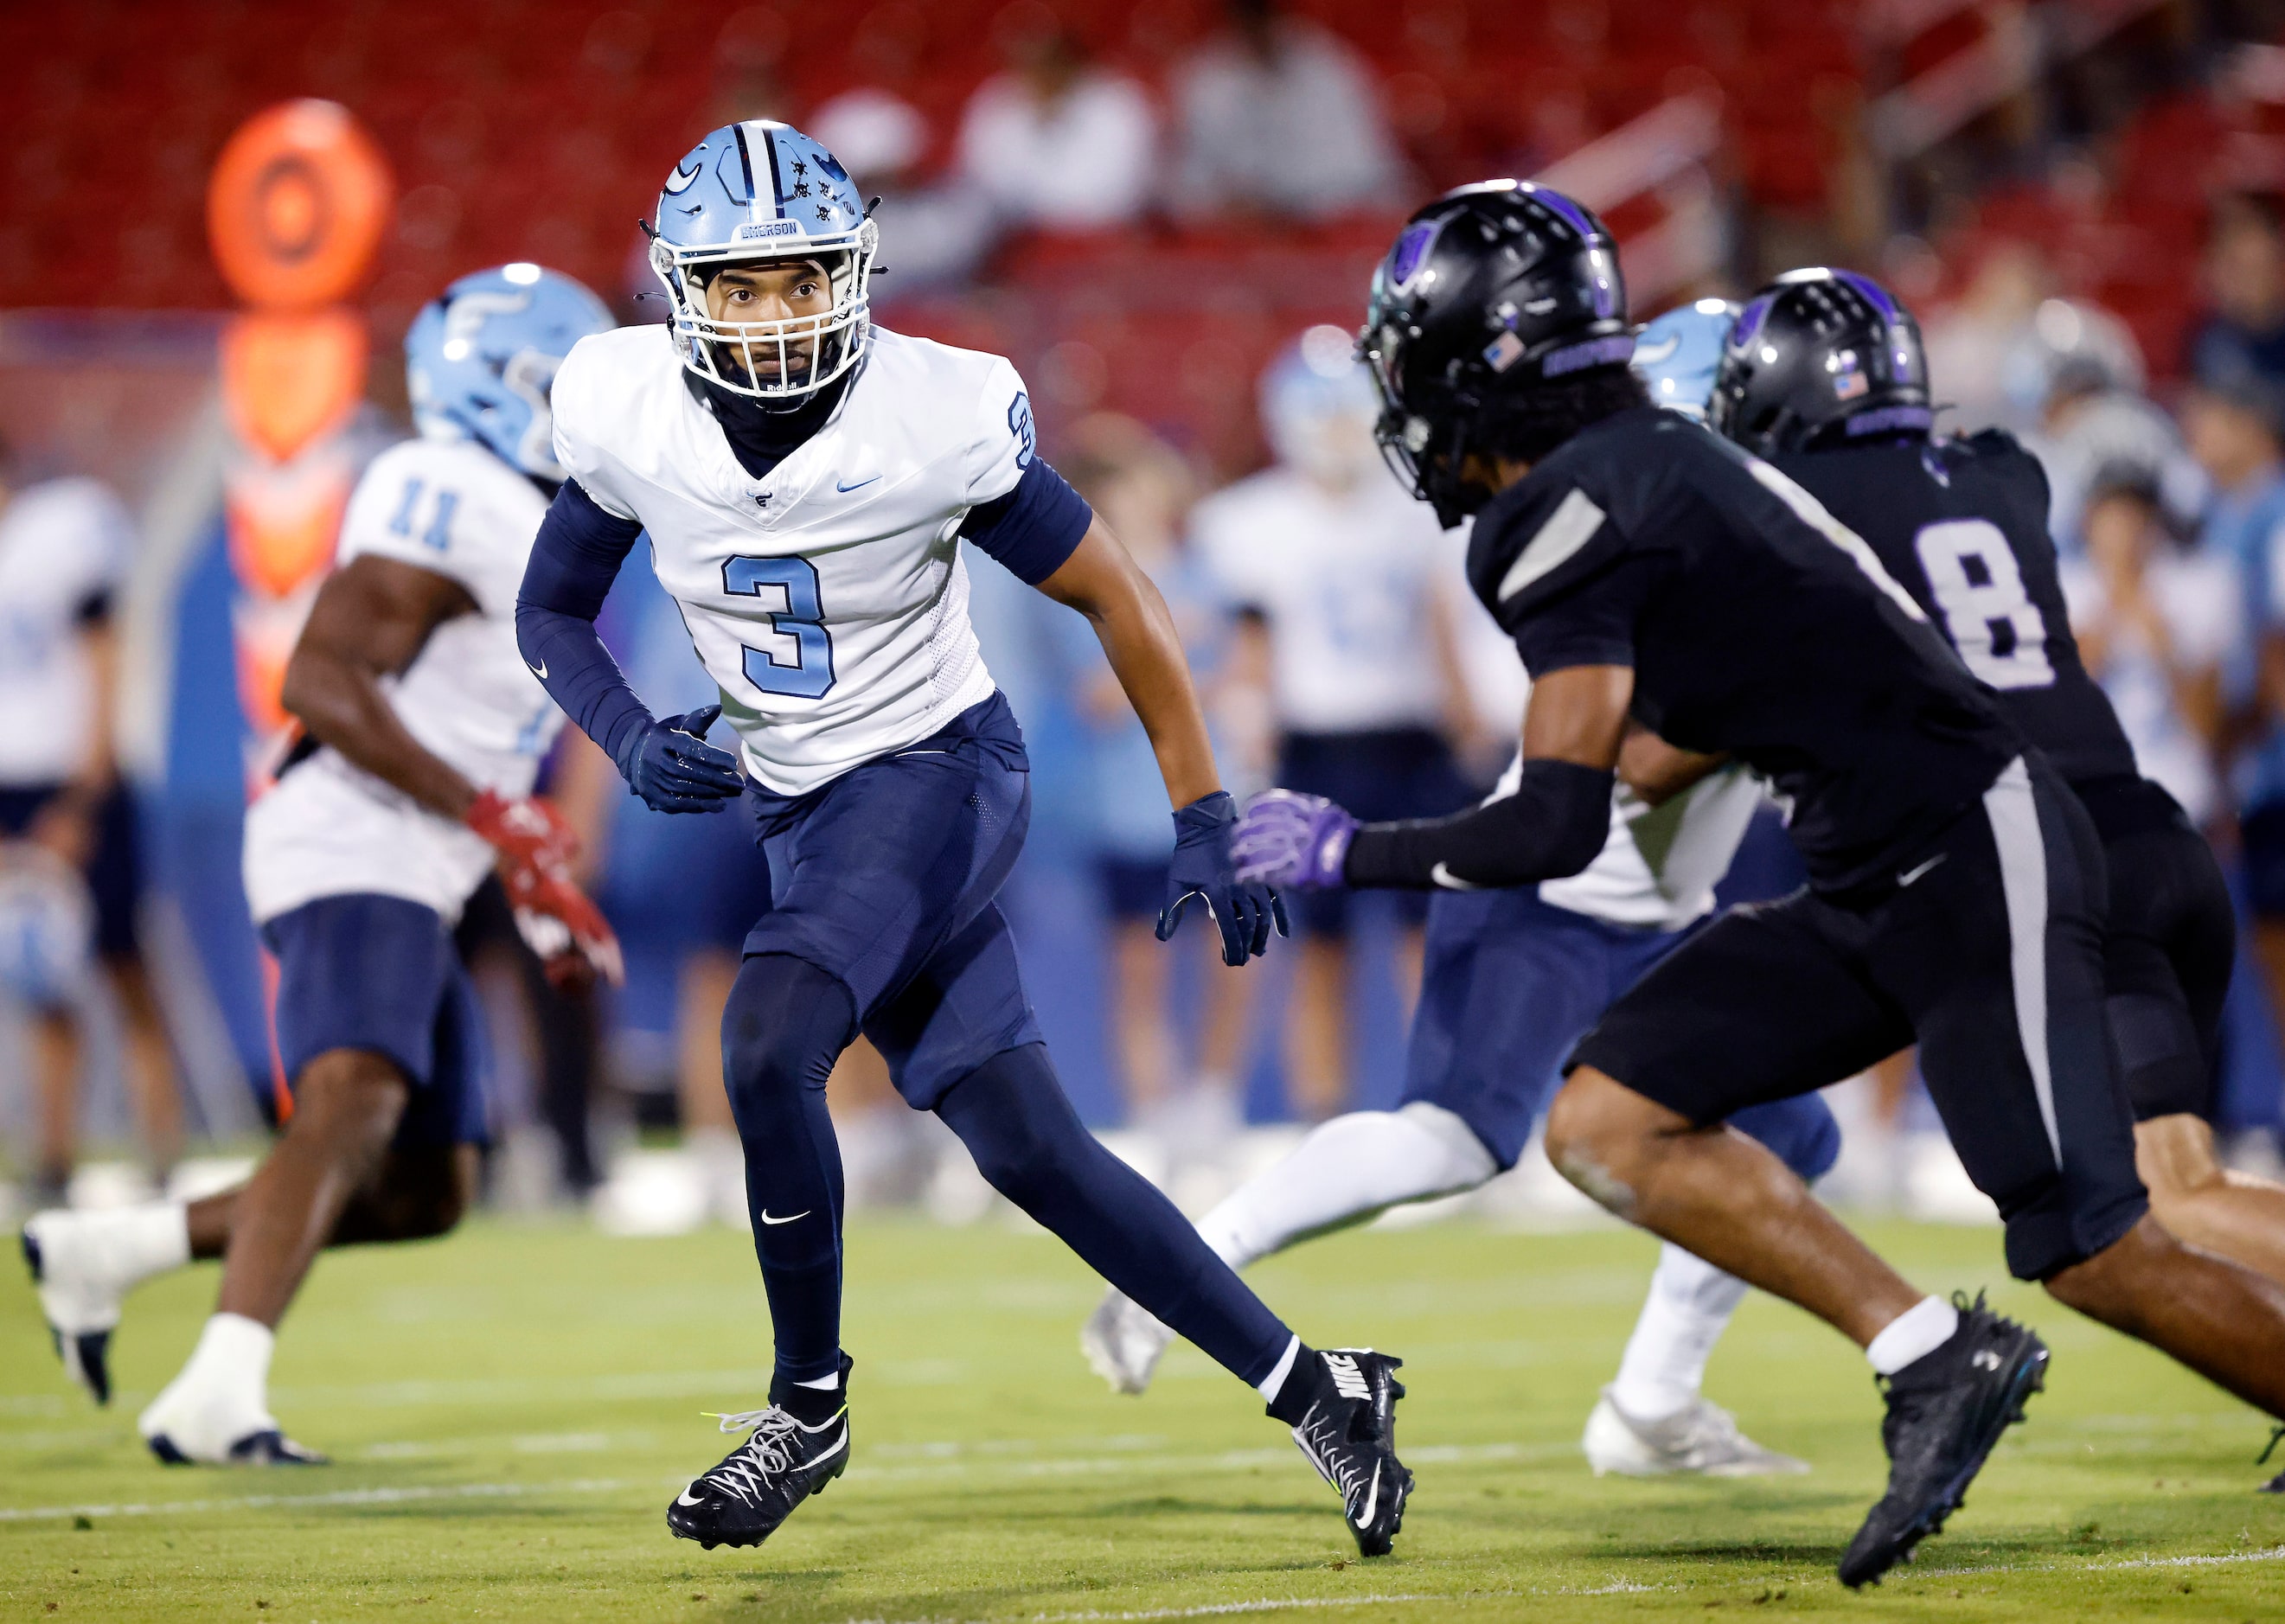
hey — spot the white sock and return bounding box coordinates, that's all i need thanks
[1255,1333,1301,1402]
[1866,1295,1961,1376]
[173,1312,275,1419]
[83,1202,192,1288]
[1609,1243,1751,1421]
[1195,1103,1496,1270]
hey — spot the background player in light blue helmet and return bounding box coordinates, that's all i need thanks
[1086,294,1846,1481]
[406,262,614,483]
[1633,297,1740,420]
[24,264,621,1464]
[1192,324,1477,1122]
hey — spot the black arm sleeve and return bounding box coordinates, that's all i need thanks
[1342,758,1615,890]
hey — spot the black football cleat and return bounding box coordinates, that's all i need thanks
[1281,1348,1412,1557]
[669,1360,853,1551]
[145,1426,328,1466]
[1839,1294,2047,1588]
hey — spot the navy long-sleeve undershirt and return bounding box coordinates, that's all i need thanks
[515,480,652,770]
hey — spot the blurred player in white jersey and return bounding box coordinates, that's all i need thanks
[1086,304,1840,1476]
[0,451,182,1204]
[1194,329,1478,1118]
[22,265,621,1464]
[515,120,1411,1557]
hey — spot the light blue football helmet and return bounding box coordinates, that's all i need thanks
[1631,297,1740,419]
[1261,323,1382,483]
[648,120,878,404]
[406,264,612,483]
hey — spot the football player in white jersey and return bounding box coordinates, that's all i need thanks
[0,457,182,1205]
[22,265,621,1465]
[1084,304,1843,1477]
[515,120,1411,1557]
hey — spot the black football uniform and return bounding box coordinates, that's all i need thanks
[1470,406,2146,1281]
[1778,432,2235,1125]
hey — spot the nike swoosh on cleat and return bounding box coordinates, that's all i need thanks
[759,1210,810,1225]
[835,475,880,493]
[1358,1461,1379,1528]
[528,659,548,680]
[675,1488,706,1506]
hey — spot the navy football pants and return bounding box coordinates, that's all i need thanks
[725,694,1290,1387]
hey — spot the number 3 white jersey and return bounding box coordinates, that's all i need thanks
[243,438,564,925]
[550,324,1030,796]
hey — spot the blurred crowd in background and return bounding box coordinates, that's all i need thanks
[16,0,2285,1231]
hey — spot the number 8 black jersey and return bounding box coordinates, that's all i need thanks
[1772,432,2140,790]
[1464,406,2022,896]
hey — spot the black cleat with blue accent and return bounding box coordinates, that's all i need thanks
[1273,1346,1412,1557]
[669,1355,853,1550]
[1839,1293,2047,1588]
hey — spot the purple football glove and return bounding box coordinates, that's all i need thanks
[1232,789,1358,890]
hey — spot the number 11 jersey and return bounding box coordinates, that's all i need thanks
[548,324,1032,796]
[1773,431,2139,790]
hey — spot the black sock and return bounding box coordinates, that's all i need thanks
[770,1352,854,1425]
[1265,1343,1322,1426]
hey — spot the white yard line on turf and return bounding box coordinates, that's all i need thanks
[0,1442,1564,1523]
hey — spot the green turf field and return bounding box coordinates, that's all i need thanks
[5,1214,2284,1621]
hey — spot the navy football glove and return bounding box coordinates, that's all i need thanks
[612,703,745,814]
[1157,790,1288,967]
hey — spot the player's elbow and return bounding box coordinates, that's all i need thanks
[277,644,340,732]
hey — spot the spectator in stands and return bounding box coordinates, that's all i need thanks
[2187,194,2285,397]
[1922,239,2048,433]
[2183,368,2285,1030]
[0,446,181,1206]
[2011,297,2205,555]
[1054,415,1260,1163]
[2060,467,2240,827]
[954,10,1155,233]
[810,87,996,292]
[1194,329,1477,1120]
[1168,0,1405,221]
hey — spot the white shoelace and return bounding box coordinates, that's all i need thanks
[697,1408,808,1507]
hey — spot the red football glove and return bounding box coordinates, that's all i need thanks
[466,790,623,989]
[465,789,579,878]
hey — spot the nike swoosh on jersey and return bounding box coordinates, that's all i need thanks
[1499,487,1607,602]
[1430,863,1482,891]
[1897,854,1947,886]
[835,475,881,493]
[1632,334,1680,364]
[759,1209,811,1224]
[527,659,548,680]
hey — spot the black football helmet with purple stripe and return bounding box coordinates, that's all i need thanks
[1358,182,1633,527]
[1707,268,1934,457]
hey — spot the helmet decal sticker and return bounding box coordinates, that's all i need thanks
[1731,293,1775,350]
[1389,219,1442,289]
[664,145,705,195]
